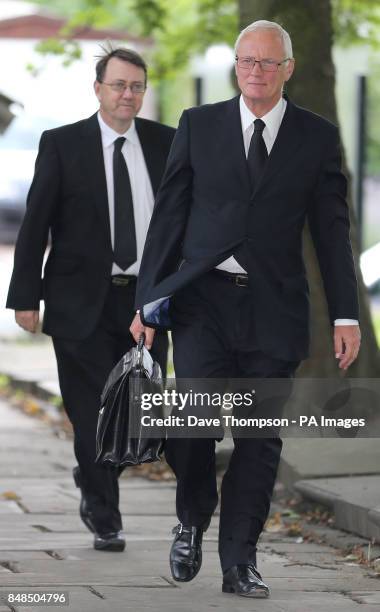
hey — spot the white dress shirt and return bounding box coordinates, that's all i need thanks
[97,112,155,276]
[216,96,357,326]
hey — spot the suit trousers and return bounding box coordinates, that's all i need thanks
[52,279,168,535]
[166,270,299,572]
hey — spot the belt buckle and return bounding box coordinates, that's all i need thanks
[235,274,248,287]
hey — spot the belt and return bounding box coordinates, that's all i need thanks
[213,269,249,287]
[111,274,137,286]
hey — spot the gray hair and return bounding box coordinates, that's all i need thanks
[234,20,293,59]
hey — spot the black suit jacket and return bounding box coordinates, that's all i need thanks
[135,95,359,361]
[6,113,175,340]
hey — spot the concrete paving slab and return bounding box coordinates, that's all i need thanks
[1,559,378,590]
[0,573,172,587]
[38,380,61,397]
[0,501,23,514]
[0,552,53,562]
[1,553,365,583]
[261,542,338,553]
[0,489,79,515]
[0,477,176,514]
[0,588,102,612]
[0,513,182,534]
[269,602,378,612]
[90,586,284,612]
[0,380,379,611]
[100,584,380,612]
[0,430,72,452]
[279,439,380,487]
[0,586,277,612]
[0,341,57,385]
[0,408,39,430]
[0,463,72,479]
[350,591,380,604]
[295,476,380,540]
[188,575,380,591]
[31,540,219,563]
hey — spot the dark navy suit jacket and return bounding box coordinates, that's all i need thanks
[7,114,175,340]
[136,96,358,361]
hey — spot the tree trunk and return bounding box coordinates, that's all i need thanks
[238,0,380,376]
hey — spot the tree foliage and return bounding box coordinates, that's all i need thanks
[33,0,380,79]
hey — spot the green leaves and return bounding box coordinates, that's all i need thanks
[31,0,380,79]
[332,0,380,48]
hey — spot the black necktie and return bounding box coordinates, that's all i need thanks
[247,118,268,190]
[113,136,137,270]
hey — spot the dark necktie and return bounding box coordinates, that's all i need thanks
[113,136,137,270]
[247,118,268,190]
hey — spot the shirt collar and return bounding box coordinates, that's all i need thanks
[97,111,139,147]
[239,95,286,139]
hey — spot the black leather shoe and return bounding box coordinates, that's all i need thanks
[72,467,97,533]
[73,467,125,551]
[222,564,270,598]
[94,531,126,552]
[170,524,204,582]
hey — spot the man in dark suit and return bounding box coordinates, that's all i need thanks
[130,20,361,596]
[7,47,175,551]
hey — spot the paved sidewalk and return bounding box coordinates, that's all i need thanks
[3,338,380,543]
[0,398,379,612]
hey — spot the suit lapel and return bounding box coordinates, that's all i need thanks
[216,96,251,197]
[214,96,303,200]
[81,114,112,247]
[252,97,303,198]
[135,118,162,195]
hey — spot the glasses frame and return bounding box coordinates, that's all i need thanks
[235,56,291,73]
[98,80,146,94]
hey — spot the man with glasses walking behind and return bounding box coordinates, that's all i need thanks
[7,47,175,551]
[131,21,360,597]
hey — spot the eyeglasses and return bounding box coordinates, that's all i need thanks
[99,80,146,94]
[235,56,291,72]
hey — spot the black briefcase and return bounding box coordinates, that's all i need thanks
[95,334,165,467]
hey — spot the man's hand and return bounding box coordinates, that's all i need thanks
[15,310,40,333]
[129,312,155,349]
[334,325,361,370]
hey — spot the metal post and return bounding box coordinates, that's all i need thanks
[194,77,203,106]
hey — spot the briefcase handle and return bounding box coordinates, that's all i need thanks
[136,332,146,368]
[137,332,145,351]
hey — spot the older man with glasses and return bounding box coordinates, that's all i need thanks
[131,19,360,597]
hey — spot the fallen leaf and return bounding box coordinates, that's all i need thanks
[1,491,20,501]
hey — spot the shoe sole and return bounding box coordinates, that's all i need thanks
[94,540,126,552]
[169,565,201,582]
[94,538,125,552]
[222,584,269,598]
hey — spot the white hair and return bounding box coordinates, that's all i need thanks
[234,20,293,59]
